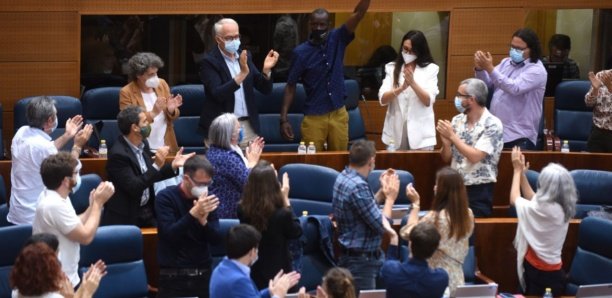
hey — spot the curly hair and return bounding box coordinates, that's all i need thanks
[10,243,63,296]
[238,160,285,231]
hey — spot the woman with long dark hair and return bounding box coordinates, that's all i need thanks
[237,160,302,289]
[298,267,357,298]
[378,30,439,150]
[400,167,474,295]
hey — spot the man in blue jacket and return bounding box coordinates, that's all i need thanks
[210,224,301,298]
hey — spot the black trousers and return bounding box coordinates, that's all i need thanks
[157,268,211,298]
[587,126,612,153]
[466,183,495,217]
[523,260,565,297]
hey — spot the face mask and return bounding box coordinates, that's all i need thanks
[140,125,152,139]
[50,117,58,133]
[509,48,525,64]
[402,52,417,64]
[191,185,208,198]
[309,29,328,43]
[224,39,241,55]
[454,97,466,114]
[238,127,244,143]
[145,76,160,89]
[250,250,259,267]
[71,174,81,194]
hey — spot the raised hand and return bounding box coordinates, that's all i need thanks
[511,146,529,173]
[402,64,415,87]
[76,259,107,298]
[65,115,84,138]
[436,120,455,140]
[167,94,183,113]
[381,172,400,202]
[246,137,264,167]
[153,96,167,116]
[263,49,280,73]
[155,146,171,168]
[239,50,250,75]
[406,183,420,205]
[93,181,115,205]
[74,124,93,147]
[281,172,290,206]
[171,147,196,170]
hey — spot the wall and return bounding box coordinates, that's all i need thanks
[557,9,594,78]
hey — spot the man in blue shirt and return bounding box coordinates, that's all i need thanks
[210,224,301,298]
[280,0,371,152]
[333,139,399,292]
[381,221,449,298]
[155,155,221,298]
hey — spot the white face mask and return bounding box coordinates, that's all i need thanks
[402,52,417,64]
[190,185,208,198]
[72,174,82,194]
[50,117,58,133]
[145,76,160,88]
[250,249,259,267]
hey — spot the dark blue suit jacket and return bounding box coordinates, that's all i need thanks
[380,245,449,298]
[210,258,271,298]
[198,46,273,137]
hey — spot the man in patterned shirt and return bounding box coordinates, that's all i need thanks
[585,69,612,153]
[332,139,399,292]
[437,78,503,217]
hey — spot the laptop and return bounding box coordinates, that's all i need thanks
[454,283,498,298]
[543,61,564,97]
[576,283,612,298]
[359,289,386,298]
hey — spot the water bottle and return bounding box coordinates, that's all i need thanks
[561,140,570,153]
[307,142,316,154]
[542,288,553,298]
[99,139,108,158]
[297,141,307,154]
[302,210,308,218]
[387,140,396,152]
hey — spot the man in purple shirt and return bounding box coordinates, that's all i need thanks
[474,28,546,150]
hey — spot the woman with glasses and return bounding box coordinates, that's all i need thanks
[206,113,264,218]
[237,160,302,290]
[378,30,439,151]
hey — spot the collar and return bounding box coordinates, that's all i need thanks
[27,126,52,141]
[408,258,429,267]
[344,166,368,181]
[44,188,69,201]
[123,135,144,153]
[460,107,491,128]
[229,258,251,276]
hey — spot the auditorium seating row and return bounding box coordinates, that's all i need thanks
[524,168,612,218]
[10,80,365,156]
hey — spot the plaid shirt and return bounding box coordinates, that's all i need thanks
[333,167,384,252]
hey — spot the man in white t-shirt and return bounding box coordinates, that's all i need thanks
[8,96,93,225]
[33,152,114,286]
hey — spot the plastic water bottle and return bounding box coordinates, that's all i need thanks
[307,142,316,154]
[297,141,307,154]
[387,140,396,152]
[302,210,308,218]
[99,139,108,158]
[561,140,570,153]
[542,288,553,298]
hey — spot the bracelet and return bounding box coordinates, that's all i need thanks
[72,145,82,152]
[412,203,420,209]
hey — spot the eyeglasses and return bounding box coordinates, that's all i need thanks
[187,175,213,187]
[219,34,240,42]
[509,44,527,51]
[455,93,472,98]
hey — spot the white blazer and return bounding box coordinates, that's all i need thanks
[378,62,439,149]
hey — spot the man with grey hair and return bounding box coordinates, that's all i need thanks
[436,78,503,217]
[199,18,279,149]
[8,96,93,225]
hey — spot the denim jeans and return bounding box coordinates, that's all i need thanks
[338,253,384,293]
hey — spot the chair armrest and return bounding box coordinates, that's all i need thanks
[475,270,495,284]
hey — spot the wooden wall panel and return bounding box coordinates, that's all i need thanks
[0,12,79,62]
[445,54,506,99]
[0,62,80,110]
[449,8,526,56]
[0,1,76,11]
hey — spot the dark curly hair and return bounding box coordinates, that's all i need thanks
[10,242,63,296]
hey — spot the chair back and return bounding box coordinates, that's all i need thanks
[210,219,240,269]
[566,216,612,295]
[69,174,102,215]
[553,80,592,152]
[571,170,612,218]
[297,215,336,291]
[367,169,414,205]
[278,164,340,216]
[79,225,148,298]
[0,225,33,297]
[170,84,205,116]
[81,87,122,150]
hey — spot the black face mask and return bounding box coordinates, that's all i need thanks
[309,29,328,44]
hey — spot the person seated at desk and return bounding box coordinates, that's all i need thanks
[542,34,580,79]
[382,221,448,298]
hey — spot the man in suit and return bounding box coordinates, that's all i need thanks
[102,105,194,227]
[210,224,300,298]
[199,18,279,148]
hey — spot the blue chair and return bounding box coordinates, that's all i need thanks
[0,174,7,205]
[566,216,612,295]
[367,169,414,205]
[79,225,148,298]
[81,87,121,150]
[571,170,612,219]
[169,84,206,154]
[554,81,592,152]
[278,164,340,216]
[14,96,83,151]
[0,204,9,228]
[0,225,33,297]
[69,174,102,215]
[170,84,205,117]
[296,215,336,291]
[210,219,240,269]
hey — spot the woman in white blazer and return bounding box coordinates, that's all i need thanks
[378,30,439,150]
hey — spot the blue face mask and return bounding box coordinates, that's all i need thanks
[509,47,525,64]
[71,174,81,194]
[224,39,241,55]
[454,97,466,114]
[238,127,244,143]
